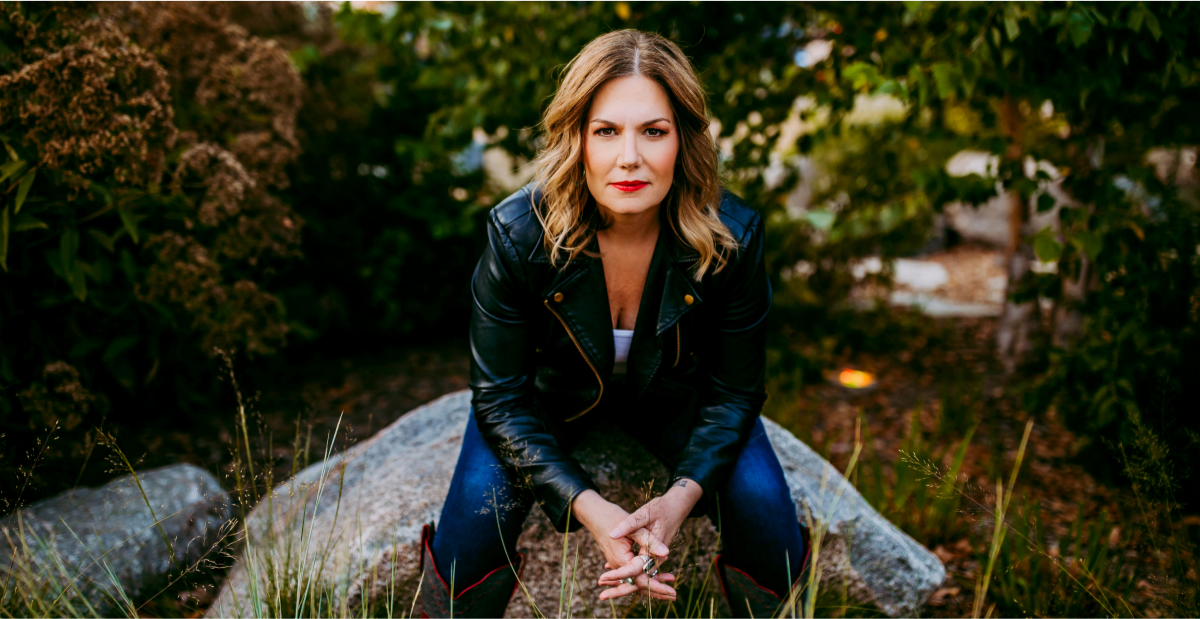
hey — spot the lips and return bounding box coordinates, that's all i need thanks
[611,181,648,192]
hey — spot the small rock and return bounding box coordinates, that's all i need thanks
[0,464,232,614]
[894,259,949,291]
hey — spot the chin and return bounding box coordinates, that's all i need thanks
[598,188,670,216]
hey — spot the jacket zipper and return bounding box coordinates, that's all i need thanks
[543,299,604,422]
[672,322,681,368]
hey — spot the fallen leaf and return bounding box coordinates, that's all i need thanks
[929,586,961,605]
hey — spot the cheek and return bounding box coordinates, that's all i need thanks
[583,136,607,178]
[649,138,680,178]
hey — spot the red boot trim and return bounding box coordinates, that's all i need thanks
[714,554,784,601]
[420,521,527,614]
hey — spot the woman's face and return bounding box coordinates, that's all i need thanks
[583,75,679,220]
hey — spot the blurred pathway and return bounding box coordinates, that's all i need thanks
[850,245,1008,318]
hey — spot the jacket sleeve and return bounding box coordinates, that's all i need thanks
[669,213,771,515]
[469,210,599,534]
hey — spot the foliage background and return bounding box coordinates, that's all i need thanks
[1,1,1197,514]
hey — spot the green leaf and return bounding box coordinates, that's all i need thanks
[1128,4,1145,32]
[88,229,114,252]
[59,228,84,300]
[13,214,47,231]
[68,260,87,301]
[14,168,34,213]
[119,248,137,283]
[1143,7,1161,40]
[1069,230,1103,260]
[844,62,881,91]
[1067,11,1093,48]
[117,204,139,244]
[932,62,958,99]
[69,338,106,358]
[44,248,64,279]
[907,64,928,107]
[103,336,139,363]
[87,228,126,253]
[1037,193,1056,213]
[1034,233,1063,263]
[1004,15,1020,40]
[1,139,17,162]
[805,209,836,231]
[0,159,25,185]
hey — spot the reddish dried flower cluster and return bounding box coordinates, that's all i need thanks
[0,6,176,194]
[17,361,111,432]
[139,232,288,357]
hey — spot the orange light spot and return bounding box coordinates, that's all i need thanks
[838,369,875,389]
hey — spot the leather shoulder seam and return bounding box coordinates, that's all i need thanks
[488,209,529,284]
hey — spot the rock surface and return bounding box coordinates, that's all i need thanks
[0,463,232,612]
[206,390,945,618]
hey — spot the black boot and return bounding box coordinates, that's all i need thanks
[715,552,811,618]
[419,522,526,618]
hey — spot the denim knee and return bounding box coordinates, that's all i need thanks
[432,408,533,584]
[710,417,808,595]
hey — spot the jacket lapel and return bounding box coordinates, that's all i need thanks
[542,236,614,379]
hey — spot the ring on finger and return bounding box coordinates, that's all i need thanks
[621,577,635,586]
[639,555,657,573]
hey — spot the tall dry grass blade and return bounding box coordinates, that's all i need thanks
[971,420,1032,618]
[493,487,545,618]
[802,441,862,619]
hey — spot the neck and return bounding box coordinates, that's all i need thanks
[596,205,660,247]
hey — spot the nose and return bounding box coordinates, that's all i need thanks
[619,130,639,170]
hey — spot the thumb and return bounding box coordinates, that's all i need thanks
[608,509,649,540]
[631,528,669,558]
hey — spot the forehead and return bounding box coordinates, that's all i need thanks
[589,75,674,122]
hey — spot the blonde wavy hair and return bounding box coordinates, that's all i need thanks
[532,29,739,281]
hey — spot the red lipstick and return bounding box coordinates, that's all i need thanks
[611,181,648,192]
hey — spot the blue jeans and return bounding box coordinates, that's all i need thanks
[432,401,809,597]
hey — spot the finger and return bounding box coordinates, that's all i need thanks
[638,573,677,599]
[598,560,647,585]
[630,528,670,558]
[597,582,639,602]
[652,572,676,583]
[608,508,652,540]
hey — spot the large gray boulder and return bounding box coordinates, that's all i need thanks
[0,463,232,613]
[207,391,944,618]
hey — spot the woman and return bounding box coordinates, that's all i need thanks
[419,29,810,618]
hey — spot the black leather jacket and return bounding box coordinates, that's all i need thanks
[469,183,770,533]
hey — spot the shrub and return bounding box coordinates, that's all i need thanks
[0,2,304,499]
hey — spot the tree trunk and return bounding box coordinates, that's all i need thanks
[994,96,1040,374]
[996,190,1038,373]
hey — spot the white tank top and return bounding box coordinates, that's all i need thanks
[613,329,634,375]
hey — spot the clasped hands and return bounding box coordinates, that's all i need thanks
[573,478,703,603]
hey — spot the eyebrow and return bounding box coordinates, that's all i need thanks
[589,118,673,127]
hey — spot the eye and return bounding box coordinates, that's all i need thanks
[594,127,616,137]
[645,127,668,137]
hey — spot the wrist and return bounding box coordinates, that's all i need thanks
[571,489,608,530]
[668,477,703,507]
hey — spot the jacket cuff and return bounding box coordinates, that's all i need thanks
[536,471,599,534]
